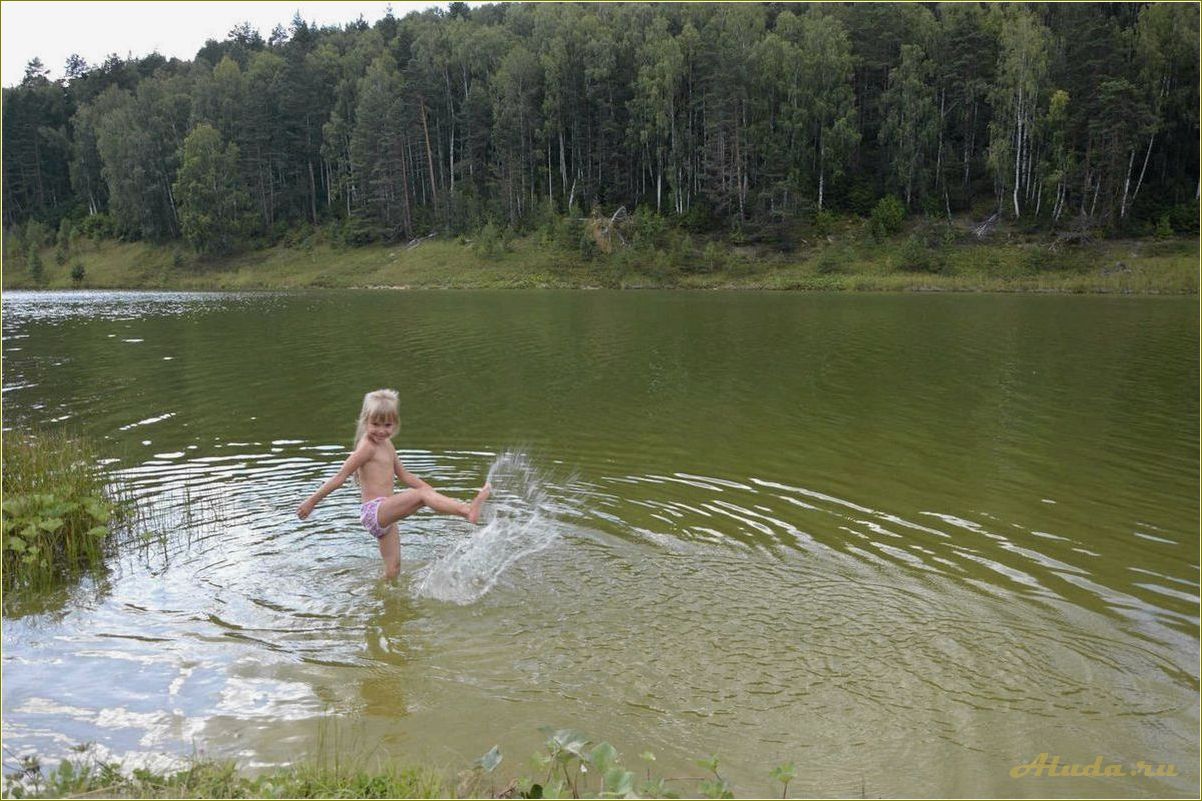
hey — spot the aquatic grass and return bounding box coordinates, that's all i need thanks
[1,430,134,598]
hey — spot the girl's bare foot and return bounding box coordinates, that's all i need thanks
[468,483,492,524]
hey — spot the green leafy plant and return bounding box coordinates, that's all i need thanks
[896,234,947,273]
[526,728,645,799]
[813,209,837,237]
[26,243,44,285]
[537,726,591,797]
[1,431,131,596]
[702,241,725,273]
[456,745,504,797]
[696,755,733,799]
[870,196,906,242]
[475,221,503,258]
[770,761,796,798]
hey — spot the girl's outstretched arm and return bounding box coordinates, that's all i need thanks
[395,457,432,491]
[297,442,372,519]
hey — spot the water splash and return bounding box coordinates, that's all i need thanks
[414,451,569,604]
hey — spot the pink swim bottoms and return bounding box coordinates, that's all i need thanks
[360,497,390,539]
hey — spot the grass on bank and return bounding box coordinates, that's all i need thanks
[2,218,1197,294]
[1,430,134,600]
[2,750,445,800]
[2,728,800,800]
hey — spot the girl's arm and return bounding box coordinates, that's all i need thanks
[395,457,432,491]
[297,443,372,519]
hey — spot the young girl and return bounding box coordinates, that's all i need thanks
[297,389,490,580]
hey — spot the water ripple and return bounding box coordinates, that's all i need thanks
[2,290,1196,797]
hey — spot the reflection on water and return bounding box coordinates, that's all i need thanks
[1,289,1197,797]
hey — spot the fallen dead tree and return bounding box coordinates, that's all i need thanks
[586,206,629,253]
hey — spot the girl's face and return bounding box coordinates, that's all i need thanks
[367,417,397,443]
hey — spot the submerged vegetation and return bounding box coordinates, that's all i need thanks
[2,729,803,799]
[2,3,1198,290]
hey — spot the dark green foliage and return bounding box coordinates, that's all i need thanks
[0,3,1197,251]
[896,234,945,273]
[912,217,958,249]
[680,203,718,234]
[702,241,725,273]
[556,215,584,253]
[474,221,502,258]
[70,263,86,286]
[870,196,906,241]
[815,248,847,274]
[348,54,413,240]
[812,209,836,237]
[1168,200,1199,234]
[53,219,72,264]
[78,212,117,240]
[25,219,52,247]
[332,216,378,248]
[843,177,878,216]
[631,209,669,250]
[26,244,44,284]
[173,123,253,255]
[578,229,599,261]
[667,233,696,273]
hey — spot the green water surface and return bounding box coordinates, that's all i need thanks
[2,290,1197,797]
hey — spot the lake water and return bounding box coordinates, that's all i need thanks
[2,289,1198,797]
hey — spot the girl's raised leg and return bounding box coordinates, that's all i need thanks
[377,489,428,528]
[377,484,491,527]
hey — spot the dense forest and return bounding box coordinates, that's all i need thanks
[3,2,1198,259]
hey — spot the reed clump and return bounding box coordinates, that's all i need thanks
[2,429,132,595]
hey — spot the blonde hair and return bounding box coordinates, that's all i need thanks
[354,388,400,448]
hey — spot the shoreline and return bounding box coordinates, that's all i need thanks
[5,283,1197,296]
[3,233,1197,296]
